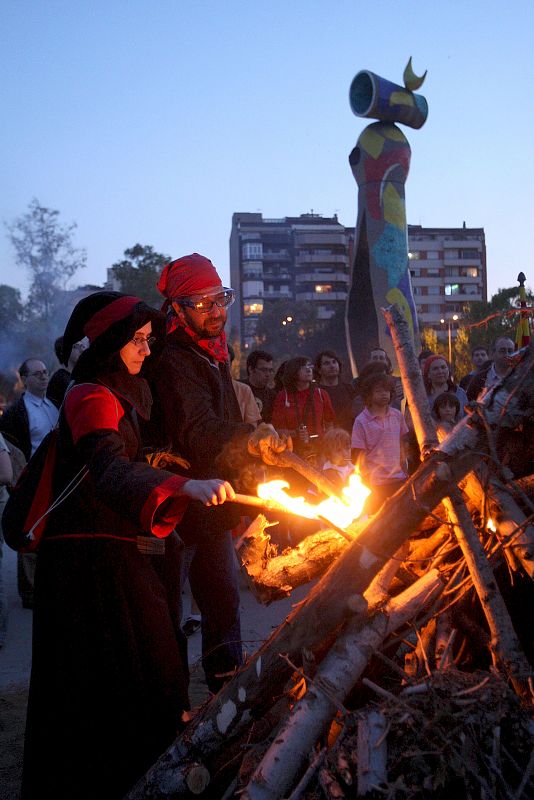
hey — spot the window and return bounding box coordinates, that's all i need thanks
[409,251,421,260]
[413,286,423,295]
[445,267,459,277]
[242,243,263,260]
[427,251,440,259]
[244,302,263,316]
[426,268,441,277]
[445,284,460,296]
[315,284,332,293]
[428,286,441,295]
[428,304,442,314]
[410,268,421,278]
[464,267,478,277]
[459,248,479,259]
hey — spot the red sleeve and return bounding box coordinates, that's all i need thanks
[140,475,190,538]
[65,385,124,443]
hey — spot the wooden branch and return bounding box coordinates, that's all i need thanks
[267,449,344,500]
[463,472,534,579]
[240,571,443,800]
[382,303,439,458]
[357,711,388,796]
[443,488,533,700]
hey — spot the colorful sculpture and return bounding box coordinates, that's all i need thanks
[345,59,428,375]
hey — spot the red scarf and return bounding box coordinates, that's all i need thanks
[182,320,229,363]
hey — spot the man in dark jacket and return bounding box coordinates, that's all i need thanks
[153,253,286,692]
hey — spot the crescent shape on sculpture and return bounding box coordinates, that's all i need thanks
[403,57,427,91]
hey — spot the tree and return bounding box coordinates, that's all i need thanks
[6,198,86,320]
[462,285,534,351]
[253,300,319,361]
[0,285,24,331]
[110,244,169,307]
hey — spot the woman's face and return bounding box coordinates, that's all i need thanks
[428,358,449,386]
[119,322,153,375]
[298,362,314,384]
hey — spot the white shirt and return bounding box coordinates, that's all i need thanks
[23,392,59,455]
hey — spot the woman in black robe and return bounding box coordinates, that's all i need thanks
[22,292,234,800]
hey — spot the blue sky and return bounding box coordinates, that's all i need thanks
[1,0,533,298]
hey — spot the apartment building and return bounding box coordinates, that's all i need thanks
[229,212,350,350]
[408,224,487,332]
[229,213,487,350]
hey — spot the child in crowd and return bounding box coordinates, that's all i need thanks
[321,428,355,488]
[432,391,460,441]
[351,373,409,514]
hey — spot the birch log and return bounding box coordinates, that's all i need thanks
[241,571,443,800]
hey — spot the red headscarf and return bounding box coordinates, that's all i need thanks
[157,253,228,362]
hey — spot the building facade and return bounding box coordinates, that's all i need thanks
[229,212,350,351]
[229,214,487,350]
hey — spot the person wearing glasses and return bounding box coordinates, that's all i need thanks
[0,358,59,608]
[0,359,58,462]
[154,253,288,694]
[22,291,236,800]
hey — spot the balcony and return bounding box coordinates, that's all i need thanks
[295,272,349,283]
[262,251,291,261]
[295,253,347,265]
[295,291,348,302]
[263,291,294,300]
[294,232,347,246]
[443,257,482,267]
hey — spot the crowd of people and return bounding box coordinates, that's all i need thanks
[0,250,518,800]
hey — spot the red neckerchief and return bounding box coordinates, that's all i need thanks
[182,322,229,363]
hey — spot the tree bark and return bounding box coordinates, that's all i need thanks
[357,711,388,796]
[241,571,443,800]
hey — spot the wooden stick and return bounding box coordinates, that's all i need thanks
[267,449,344,500]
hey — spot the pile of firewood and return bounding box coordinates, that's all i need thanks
[129,308,533,800]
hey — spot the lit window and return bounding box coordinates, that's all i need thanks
[445,284,460,296]
[244,302,264,316]
[315,284,333,293]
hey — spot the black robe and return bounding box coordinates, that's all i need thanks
[22,371,191,800]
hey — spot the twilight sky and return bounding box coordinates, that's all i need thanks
[1,0,533,298]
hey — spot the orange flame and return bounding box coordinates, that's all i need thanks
[487,517,497,533]
[257,472,370,529]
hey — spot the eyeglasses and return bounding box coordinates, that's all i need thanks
[27,370,48,378]
[130,336,156,348]
[178,289,235,314]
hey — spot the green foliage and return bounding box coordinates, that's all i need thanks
[253,299,319,361]
[0,285,24,330]
[6,198,86,320]
[111,244,169,307]
[453,326,471,381]
[462,285,533,351]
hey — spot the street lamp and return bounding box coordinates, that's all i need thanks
[440,314,459,365]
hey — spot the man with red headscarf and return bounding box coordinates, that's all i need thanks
[154,254,286,693]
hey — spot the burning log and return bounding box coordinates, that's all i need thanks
[240,570,443,800]
[238,514,355,604]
